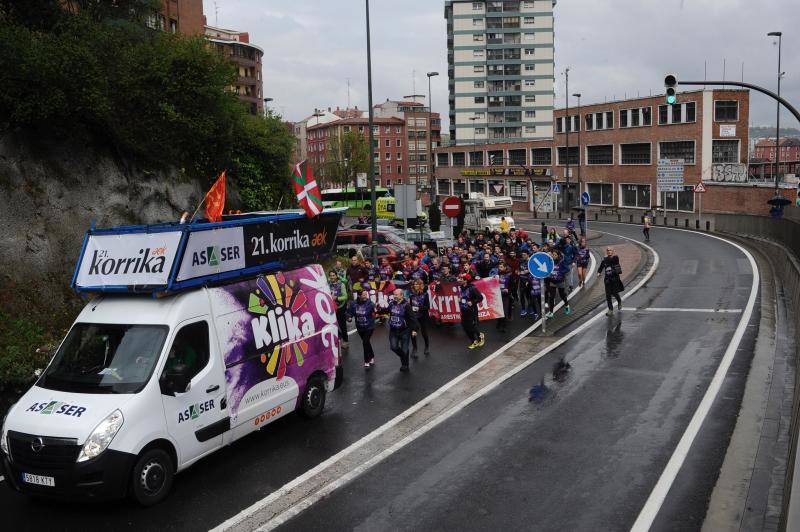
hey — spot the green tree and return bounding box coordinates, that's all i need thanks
[324,129,369,190]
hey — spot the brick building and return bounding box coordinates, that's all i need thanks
[754,137,800,162]
[433,89,784,216]
[307,117,407,188]
[156,0,205,34]
[205,25,264,116]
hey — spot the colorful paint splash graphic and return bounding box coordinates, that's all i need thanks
[247,274,309,380]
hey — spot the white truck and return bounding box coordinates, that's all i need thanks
[463,193,516,233]
[0,210,345,506]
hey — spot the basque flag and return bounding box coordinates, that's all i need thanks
[291,160,323,218]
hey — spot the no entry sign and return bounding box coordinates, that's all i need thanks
[442,196,463,218]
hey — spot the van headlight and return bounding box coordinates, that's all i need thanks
[77,409,124,462]
[0,412,9,456]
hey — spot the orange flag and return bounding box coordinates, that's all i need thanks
[205,171,226,223]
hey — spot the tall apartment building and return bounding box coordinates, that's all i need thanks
[445,0,556,145]
[205,25,265,115]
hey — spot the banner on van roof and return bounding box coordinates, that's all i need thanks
[72,209,344,293]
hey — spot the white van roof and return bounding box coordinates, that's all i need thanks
[75,291,209,327]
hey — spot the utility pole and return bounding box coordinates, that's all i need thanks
[366,0,377,248]
[768,31,783,190]
[564,68,570,214]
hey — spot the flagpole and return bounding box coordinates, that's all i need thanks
[189,193,209,222]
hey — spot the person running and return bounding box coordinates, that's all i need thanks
[459,274,484,349]
[565,216,578,241]
[409,279,431,357]
[545,251,570,318]
[561,235,576,292]
[386,289,418,372]
[328,270,349,348]
[518,262,532,317]
[643,210,653,242]
[529,274,542,321]
[347,290,376,368]
[575,236,591,288]
[597,246,624,316]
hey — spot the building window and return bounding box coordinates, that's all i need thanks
[470,151,484,166]
[474,65,485,73]
[585,114,594,131]
[385,152,391,160]
[475,96,486,104]
[508,149,526,166]
[524,95,536,103]
[620,143,651,165]
[473,34,484,42]
[509,181,528,200]
[473,49,485,58]
[531,147,551,165]
[437,153,449,167]
[437,179,451,195]
[658,102,696,125]
[712,139,739,163]
[523,16,535,24]
[523,33,535,41]
[714,100,739,122]
[605,111,613,129]
[555,117,563,133]
[557,146,579,166]
[524,64,536,72]
[472,2,483,10]
[384,139,390,147]
[475,112,485,119]
[473,18,483,26]
[524,80,536,88]
[587,183,613,206]
[395,126,402,133]
[663,186,695,212]
[475,127,486,135]
[396,152,402,160]
[525,126,536,134]
[587,145,613,165]
[396,139,402,147]
[524,48,536,56]
[474,80,485,88]
[343,126,351,133]
[452,152,467,166]
[398,166,403,174]
[659,141,695,164]
[620,184,651,208]
[522,0,535,7]
[525,110,536,118]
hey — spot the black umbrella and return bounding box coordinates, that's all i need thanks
[767,194,791,207]
[571,205,586,212]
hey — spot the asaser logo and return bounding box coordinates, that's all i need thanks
[191,245,241,267]
[177,399,215,423]
[26,401,87,417]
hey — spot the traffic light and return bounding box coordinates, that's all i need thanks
[665,74,677,105]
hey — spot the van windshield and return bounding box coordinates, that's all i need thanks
[38,323,168,394]
[485,208,510,217]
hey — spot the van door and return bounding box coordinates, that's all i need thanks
[465,204,478,230]
[160,319,228,466]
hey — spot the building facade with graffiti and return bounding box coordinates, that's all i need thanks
[434,89,790,216]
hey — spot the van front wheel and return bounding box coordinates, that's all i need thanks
[130,449,174,507]
[301,377,327,418]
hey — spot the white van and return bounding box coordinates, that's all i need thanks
[463,193,516,233]
[0,211,344,506]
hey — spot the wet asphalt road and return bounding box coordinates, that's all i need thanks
[276,223,757,531]
[0,223,756,532]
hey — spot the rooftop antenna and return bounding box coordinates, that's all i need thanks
[741,61,744,82]
[347,77,351,109]
[704,60,707,88]
[722,58,726,88]
[214,1,219,26]
[412,69,416,95]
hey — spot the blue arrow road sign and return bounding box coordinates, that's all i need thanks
[529,252,554,279]
[581,191,590,206]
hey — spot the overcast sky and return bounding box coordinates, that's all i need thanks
[204,0,799,130]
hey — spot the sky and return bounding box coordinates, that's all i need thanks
[203,0,800,130]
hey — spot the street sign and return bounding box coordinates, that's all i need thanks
[581,191,590,206]
[694,181,707,193]
[356,173,367,188]
[529,252,554,279]
[552,183,561,193]
[441,196,463,218]
[657,158,685,192]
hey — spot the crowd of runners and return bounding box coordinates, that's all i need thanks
[325,216,630,372]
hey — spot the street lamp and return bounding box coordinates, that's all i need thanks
[426,71,439,198]
[365,0,377,248]
[572,93,582,198]
[563,68,570,213]
[767,31,783,190]
[263,97,274,116]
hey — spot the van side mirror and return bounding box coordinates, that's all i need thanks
[160,364,191,396]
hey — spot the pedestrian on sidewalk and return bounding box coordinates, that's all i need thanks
[386,289,418,372]
[496,262,516,332]
[328,270,349,348]
[409,279,431,357]
[540,221,548,245]
[459,274,485,349]
[545,251,570,318]
[347,290,377,368]
[577,209,587,237]
[643,211,653,242]
[561,235,577,292]
[566,216,578,241]
[597,247,624,316]
[576,236,590,288]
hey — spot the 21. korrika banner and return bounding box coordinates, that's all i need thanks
[428,277,504,323]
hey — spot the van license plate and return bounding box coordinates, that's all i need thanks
[22,473,55,487]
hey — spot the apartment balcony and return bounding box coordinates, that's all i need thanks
[237,75,259,86]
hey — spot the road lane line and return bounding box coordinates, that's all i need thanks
[620,307,742,313]
[630,232,759,532]
[214,237,654,532]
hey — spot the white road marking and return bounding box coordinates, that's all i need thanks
[620,307,742,314]
[214,238,656,532]
[0,476,4,483]
[629,232,759,531]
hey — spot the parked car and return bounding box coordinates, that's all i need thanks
[359,243,405,268]
[334,229,407,257]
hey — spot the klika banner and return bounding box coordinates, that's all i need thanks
[428,277,504,323]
